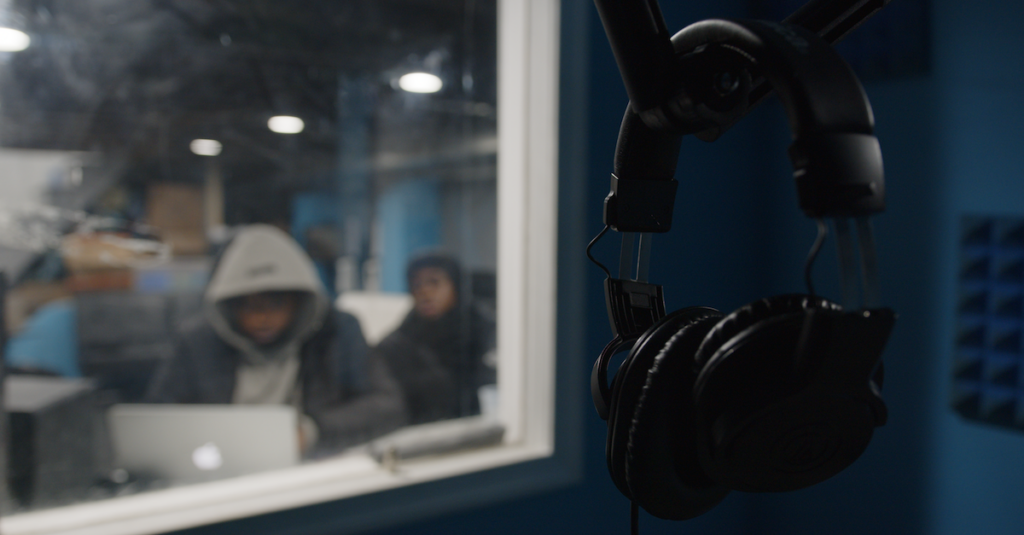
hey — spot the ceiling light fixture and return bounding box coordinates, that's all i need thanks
[190,139,222,156]
[398,72,443,94]
[268,115,305,134]
[0,28,30,52]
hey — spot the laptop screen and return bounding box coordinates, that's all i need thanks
[107,404,299,485]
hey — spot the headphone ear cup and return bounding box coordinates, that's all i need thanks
[693,294,840,374]
[692,294,882,493]
[615,308,729,520]
[605,307,720,502]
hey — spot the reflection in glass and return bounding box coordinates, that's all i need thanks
[0,0,497,514]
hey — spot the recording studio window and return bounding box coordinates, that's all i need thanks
[0,1,562,533]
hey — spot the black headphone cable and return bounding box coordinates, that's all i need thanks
[588,225,613,279]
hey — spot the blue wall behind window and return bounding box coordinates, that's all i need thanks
[291,191,340,295]
[376,178,442,292]
[170,1,1024,533]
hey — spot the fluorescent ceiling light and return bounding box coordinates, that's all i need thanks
[268,115,304,134]
[0,28,29,52]
[398,72,443,94]
[190,138,222,156]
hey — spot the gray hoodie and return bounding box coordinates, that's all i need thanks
[146,225,406,453]
[204,225,328,405]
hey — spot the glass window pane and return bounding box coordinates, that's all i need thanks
[0,0,498,513]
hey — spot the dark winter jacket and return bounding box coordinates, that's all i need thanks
[146,309,406,453]
[375,303,495,426]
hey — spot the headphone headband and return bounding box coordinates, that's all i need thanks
[604,19,885,233]
[672,19,875,138]
[671,19,884,218]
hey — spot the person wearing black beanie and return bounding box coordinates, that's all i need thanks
[375,252,496,425]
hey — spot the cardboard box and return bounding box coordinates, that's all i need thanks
[147,183,208,256]
[63,269,133,293]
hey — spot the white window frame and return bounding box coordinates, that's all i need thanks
[0,1,580,534]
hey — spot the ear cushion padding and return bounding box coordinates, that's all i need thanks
[605,307,721,504]
[624,311,731,520]
[692,295,870,493]
[693,294,840,373]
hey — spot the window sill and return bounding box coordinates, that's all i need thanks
[1,440,555,535]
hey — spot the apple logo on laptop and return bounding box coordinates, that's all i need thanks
[192,442,224,471]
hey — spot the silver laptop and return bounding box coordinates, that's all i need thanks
[107,404,300,485]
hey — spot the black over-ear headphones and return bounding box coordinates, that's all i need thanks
[590,19,896,521]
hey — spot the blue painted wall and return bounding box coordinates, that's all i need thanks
[926,1,1024,534]
[169,0,1024,533]
[742,1,1024,534]
[376,178,442,292]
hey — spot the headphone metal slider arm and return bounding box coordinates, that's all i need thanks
[604,174,679,233]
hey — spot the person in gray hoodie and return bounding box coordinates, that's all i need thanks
[146,224,406,455]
